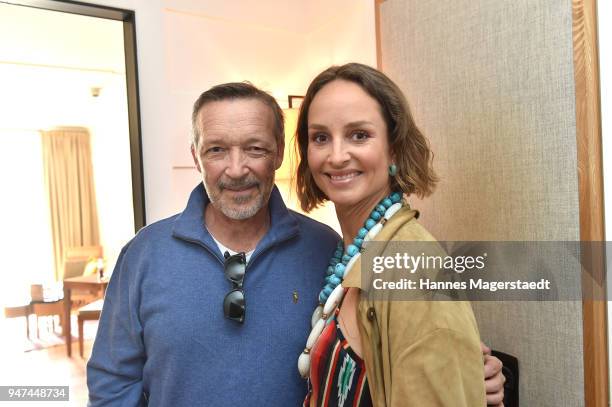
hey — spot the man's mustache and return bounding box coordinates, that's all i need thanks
[218,177,259,190]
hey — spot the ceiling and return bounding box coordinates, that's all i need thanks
[161,0,359,35]
[0,3,125,73]
[0,3,126,130]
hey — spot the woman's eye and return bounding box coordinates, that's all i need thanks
[351,131,369,141]
[311,133,328,144]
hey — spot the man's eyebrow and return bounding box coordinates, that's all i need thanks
[200,136,225,145]
[201,136,274,146]
[243,136,273,145]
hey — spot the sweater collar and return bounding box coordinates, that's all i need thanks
[172,183,299,262]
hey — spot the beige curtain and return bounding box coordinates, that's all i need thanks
[41,128,100,281]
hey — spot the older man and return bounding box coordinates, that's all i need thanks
[87,82,503,406]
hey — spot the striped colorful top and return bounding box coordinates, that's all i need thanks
[304,306,373,407]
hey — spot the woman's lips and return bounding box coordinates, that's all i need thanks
[326,171,361,185]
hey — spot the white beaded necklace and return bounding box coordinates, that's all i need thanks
[298,192,404,378]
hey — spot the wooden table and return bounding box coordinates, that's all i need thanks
[4,303,32,338]
[63,275,108,357]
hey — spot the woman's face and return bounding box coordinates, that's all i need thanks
[307,79,393,210]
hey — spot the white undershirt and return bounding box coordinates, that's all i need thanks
[210,234,255,263]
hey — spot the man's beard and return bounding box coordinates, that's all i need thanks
[205,175,273,220]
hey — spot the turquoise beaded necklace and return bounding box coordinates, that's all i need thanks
[318,191,403,304]
[298,191,404,378]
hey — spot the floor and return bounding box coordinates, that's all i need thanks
[0,315,96,406]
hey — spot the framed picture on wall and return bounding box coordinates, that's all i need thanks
[288,95,304,109]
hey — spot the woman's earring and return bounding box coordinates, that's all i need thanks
[388,163,397,177]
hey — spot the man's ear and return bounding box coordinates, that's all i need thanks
[274,139,285,171]
[191,144,202,173]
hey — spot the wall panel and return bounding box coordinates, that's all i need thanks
[379,1,584,404]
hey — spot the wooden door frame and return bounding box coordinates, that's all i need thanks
[573,0,608,405]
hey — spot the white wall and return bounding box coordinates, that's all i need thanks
[89,76,135,271]
[0,131,53,304]
[0,66,134,277]
[81,0,377,223]
[0,5,135,284]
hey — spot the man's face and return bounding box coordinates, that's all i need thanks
[191,98,283,220]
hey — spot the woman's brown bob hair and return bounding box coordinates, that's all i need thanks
[295,63,438,212]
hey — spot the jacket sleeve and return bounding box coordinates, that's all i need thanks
[387,305,486,407]
[87,245,147,406]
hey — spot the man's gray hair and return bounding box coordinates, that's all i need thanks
[191,82,285,148]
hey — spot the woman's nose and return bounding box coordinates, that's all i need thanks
[328,139,350,167]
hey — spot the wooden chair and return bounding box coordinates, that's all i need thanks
[63,245,104,309]
[77,299,103,358]
[64,245,103,279]
[28,284,64,337]
[30,299,64,337]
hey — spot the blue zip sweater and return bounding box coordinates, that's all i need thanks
[87,184,340,406]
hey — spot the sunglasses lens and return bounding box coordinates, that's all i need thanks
[224,289,245,323]
[225,257,246,284]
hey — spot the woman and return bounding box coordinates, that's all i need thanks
[295,63,486,406]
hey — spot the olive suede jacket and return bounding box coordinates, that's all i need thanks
[341,206,486,407]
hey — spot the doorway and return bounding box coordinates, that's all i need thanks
[0,0,144,289]
[0,1,144,404]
